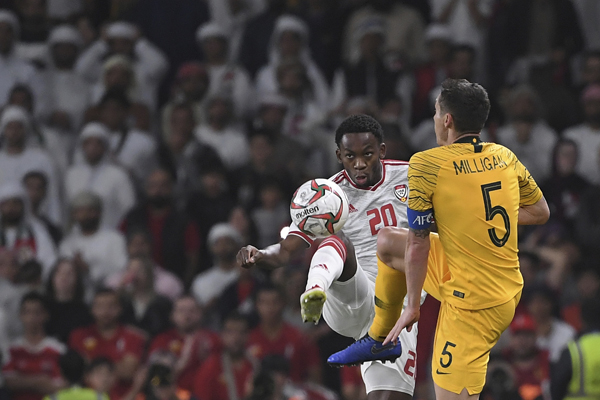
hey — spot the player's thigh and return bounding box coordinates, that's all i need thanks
[431,297,518,395]
[423,233,448,302]
[361,322,417,396]
[323,262,374,340]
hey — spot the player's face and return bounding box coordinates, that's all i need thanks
[336,132,385,188]
[433,96,449,146]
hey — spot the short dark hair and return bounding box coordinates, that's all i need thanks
[22,171,48,187]
[335,114,384,146]
[60,350,86,384]
[223,310,249,327]
[93,287,119,301]
[438,78,490,134]
[20,291,48,312]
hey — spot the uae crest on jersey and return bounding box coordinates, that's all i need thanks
[394,184,407,202]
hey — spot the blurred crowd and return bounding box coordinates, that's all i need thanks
[0,0,599,399]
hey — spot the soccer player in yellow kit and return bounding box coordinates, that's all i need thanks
[329,79,550,400]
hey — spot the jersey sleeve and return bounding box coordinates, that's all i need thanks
[407,151,439,212]
[287,222,315,246]
[515,158,543,206]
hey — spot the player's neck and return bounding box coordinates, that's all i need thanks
[449,132,480,144]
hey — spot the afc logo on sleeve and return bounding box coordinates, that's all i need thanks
[394,184,407,202]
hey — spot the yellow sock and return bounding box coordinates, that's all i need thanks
[368,256,407,341]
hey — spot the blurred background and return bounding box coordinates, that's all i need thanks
[0,0,598,399]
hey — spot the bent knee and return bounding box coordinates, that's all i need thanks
[376,227,407,264]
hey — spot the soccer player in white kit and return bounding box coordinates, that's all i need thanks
[237,115,420,400]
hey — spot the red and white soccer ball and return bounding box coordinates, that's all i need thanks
[290,178,350,238]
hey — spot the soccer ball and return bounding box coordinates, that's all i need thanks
[290,178,349,238]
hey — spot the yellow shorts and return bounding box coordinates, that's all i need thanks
[423,233,521,395]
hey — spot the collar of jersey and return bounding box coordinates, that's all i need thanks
[453,134,481,144]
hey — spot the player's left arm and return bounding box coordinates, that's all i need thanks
[518,196,550,225]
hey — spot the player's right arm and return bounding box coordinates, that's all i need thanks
[237,234,309,270]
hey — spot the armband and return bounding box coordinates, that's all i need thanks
[407,208,434,230]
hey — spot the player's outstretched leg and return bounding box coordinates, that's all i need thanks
[301,236,347,324]
[328,227,408,366]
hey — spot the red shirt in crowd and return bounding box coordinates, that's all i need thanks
[503,348,550,400]
[247,323,320,383]
[192,353,254,400]
[69,325,146,399]
[2,337,65,400]
[149,328,221,391]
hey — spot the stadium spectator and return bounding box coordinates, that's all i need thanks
[251,181,289,248]
[192,312,254,400]
[119,169,200,282]
[148,295,220,392]
[502,314,550,400]
[90,54,155,113]
[560,267,600,332]
[40,25,90,133]
[194,94,249,170]
[233,129,294,210]
[496,85,557,181]
[551,296,600,400]
[156,102,221,201]
[331,17,404,118]
[0,10,42,109]
[44,350,110,400]
[65,122,136,229]
[83,357,115,399]
[3,292,66,400]
[570,0,600,51]
[526,285,575,362]
[125,363,196,400]
[106,231,183,301]
[247,284,321,384]
[196,22,252,118]
[13,0,50,65]
[92,90,158,185]
[22,171,63,246]
[191,223,243,308]
[238,0,288,78]
[411,24,451,125]
[69,289,146,400]
[539,139,590,236]
[117,256,172,337]
[0,248,26,341]
[0,106,63,226]
[75,21,168,108]
[160,63,209,142]
[44,258,92,343]
[563,84,600,184]
[255,15,330,110]
[59,192,128,295]
[0,182,57,277]
[342,0,427,67]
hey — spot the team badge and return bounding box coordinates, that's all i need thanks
[394,184,407,202]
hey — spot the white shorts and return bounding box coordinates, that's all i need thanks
[322,263,418,395]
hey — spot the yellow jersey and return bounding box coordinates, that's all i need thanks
[408,136,542,309]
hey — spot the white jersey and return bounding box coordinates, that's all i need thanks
[289,160,409,283]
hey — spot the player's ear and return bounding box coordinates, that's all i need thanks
[379,142,386,159]
[444,113,453,129]
[336,147,342,164]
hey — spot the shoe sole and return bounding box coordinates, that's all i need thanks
[301,290,327,325]
[327,355,400,368]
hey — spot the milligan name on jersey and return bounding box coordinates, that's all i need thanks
[453,155,507,175]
